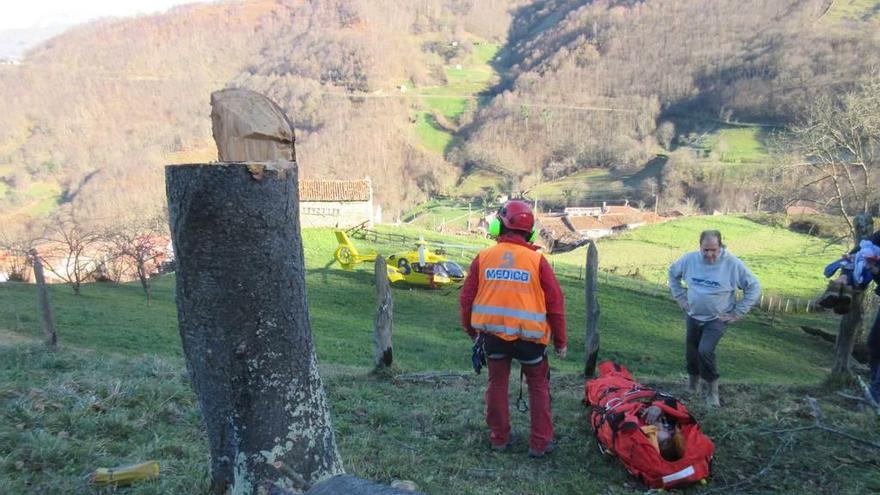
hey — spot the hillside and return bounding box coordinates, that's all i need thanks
[2,222,879,493]
[2,0,880,231]
[0,0,521,227]
[453,0,880,204]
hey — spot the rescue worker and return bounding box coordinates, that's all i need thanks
[460,200,567,458]
[668,230,760,407]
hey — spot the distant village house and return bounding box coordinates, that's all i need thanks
[298,178,375,228]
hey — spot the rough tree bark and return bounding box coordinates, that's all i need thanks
[832,213,874,377]
[584,240,600,377]
[166,162,343,494]
[373,256,393,368]
[30,249,57,351]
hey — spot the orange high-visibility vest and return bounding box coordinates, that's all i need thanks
[471,243,550,345]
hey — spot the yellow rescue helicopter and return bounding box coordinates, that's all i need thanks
[333,230,467,288]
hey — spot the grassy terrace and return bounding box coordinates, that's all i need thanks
[553,215,844,300]
[412,42,500,154]
[700,126,771,164]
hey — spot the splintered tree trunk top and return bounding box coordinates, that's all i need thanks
[211,88,295,162]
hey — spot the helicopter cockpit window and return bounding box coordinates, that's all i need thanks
[438,261,464,278]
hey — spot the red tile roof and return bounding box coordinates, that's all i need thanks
[567,216,607,230]
[299,179,371,202]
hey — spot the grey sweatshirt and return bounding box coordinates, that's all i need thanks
[668,249,761,322]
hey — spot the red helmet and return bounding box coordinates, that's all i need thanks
[498,200,535,232]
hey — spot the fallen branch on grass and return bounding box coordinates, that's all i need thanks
[855,376,880,417]
[760,397,880,449]
[394,372,468,383]
[702,435,793,494]
[799,326,869,363]
[835,391,869,403]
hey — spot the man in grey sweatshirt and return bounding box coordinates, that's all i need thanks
[668,230,761,407]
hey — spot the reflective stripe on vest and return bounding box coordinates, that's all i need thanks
[472,323,546,341]
[471,243,550,345]
[472,305,547,322]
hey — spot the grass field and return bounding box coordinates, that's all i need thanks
[554,215,845,300]
[2,221,878,494]
[412,42,500,154]
[413,112,454,154]
[699,126,770,164]
[451,170,504,197]
[400,198,487,231]
[0,180,62,223]
[824,0,880,22]
[529,169,631,206]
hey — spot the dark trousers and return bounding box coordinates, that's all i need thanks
[869,307,880,401]
[685,316,728,382]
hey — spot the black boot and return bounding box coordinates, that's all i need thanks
[818,280,843,309]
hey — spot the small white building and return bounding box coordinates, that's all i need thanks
[298,178,374,228]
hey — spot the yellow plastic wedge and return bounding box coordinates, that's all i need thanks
[92,460,159,486]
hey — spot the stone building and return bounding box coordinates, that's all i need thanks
[298,178,375,228]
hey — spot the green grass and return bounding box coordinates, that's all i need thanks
[3,343,878,494]
[400,199,484,230]
[411,42,499,151]
[553,215,843,300]
[701,127,770,164]
[529,169,629,205]
[0,225,844,380]
[420,92,471,120]
[470,42,499,66]
[824,0,880,22]
[2,224,878,493]
[452,170,504,197]
[414,112,454,154]
[0,180,62,218]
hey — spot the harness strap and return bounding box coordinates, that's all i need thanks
[516,366,528,413]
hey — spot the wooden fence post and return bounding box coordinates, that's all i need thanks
[373,256,393,369]
[584,240,600,377]
[30,249,57,351]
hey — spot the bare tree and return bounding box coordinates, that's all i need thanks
[39,208,102,295]
[786,80,880,239]
[103,212,168,302]
[785,79,880,378]
[0,228,38,282]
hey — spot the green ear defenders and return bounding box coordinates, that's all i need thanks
[488,217,538,243]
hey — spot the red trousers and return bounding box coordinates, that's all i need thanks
[486,357,553,452]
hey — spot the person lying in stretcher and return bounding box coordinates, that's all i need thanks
[640,405,682,461]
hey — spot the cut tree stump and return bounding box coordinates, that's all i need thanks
[167,161,343,494]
